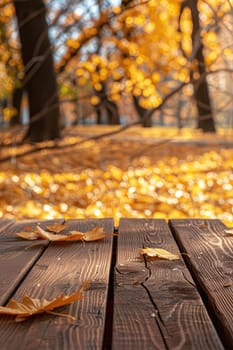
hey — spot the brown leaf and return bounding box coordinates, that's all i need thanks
[16,231,39,240]
[81,227,106,241]
[140,247,180,260]
[36,226,72,241]
[46,223,69,233]
[223,282,232,288]
[224,228,233,235]
[0,281,89,322]
[16,226,106,242]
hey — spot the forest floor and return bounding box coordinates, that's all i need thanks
[0,125,233,226]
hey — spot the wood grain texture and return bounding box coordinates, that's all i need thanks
[0,220,52,305]
[0,219,14,236]
[113,218,223,350]
[0,218,114,350]
[169,218,233,349]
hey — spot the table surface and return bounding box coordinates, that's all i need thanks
[0,218,232,350]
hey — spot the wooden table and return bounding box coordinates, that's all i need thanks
[0,218,232,349]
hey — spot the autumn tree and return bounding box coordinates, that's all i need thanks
[14,0,61,142]
[33,0,233,131]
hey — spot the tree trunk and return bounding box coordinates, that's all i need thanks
[105,99,121,125]
[133,96,152,127]
[190,0,216,132]
[95,85,121,125]
[14,0,61,142]
[95,103,102,124]
[11,86,23,126]
[180,0,216,132]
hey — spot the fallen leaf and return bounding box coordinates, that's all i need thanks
[224,228,233,235]
[36,225,76,241]
[223,282,232,288]
[140,247,180,260]
[76,226,106,241]
[16,226,106,242]
[16,231,39,240]
[0,281,89,322]
[46,223,68,233]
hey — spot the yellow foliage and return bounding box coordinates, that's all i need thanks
[94,83,102,91]
[2,107,16,121]
[90,96,100,105]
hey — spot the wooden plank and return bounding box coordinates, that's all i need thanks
[0,219,55,239]
[0,219,14,236]
[0,218,114,350]
[0,220,58,304]
[169,218,233,349]
[113,218,224,350]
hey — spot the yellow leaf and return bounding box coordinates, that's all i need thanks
[0,281,89,322]
[140,247,180,260]
[90,96,100,105]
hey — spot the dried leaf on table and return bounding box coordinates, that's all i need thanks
[71,226,106,242]
[36,225,82,241]
[15,231,39,240]
[140,247,180,260]
[0,281,89,322]
[16,225,69,241]
[46,223,69,233]
[16,226,106,242]
[224,228,233,235]
[223,282,232,288]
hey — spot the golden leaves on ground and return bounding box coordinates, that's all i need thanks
[0,126,233,225]
[140,247,180,261]
[0,281,89,322]
[16,225,106,242]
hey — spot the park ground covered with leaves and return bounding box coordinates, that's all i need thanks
[0,126,232,226]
